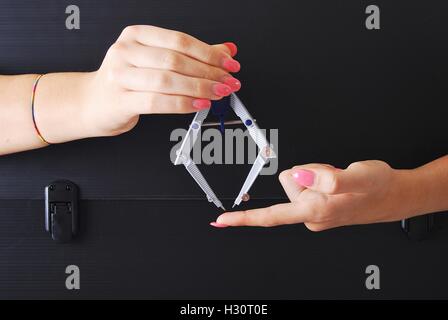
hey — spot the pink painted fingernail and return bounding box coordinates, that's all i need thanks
[223,76,241,92]
[210,222,229,228]
[222,58,241,73]
[213,83,232,96]
[292,169,315,187]
[192,99,211,110]
[224,42,238,57]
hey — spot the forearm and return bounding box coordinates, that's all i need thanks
[0,73,91,156]
[413,155,448,214]
[0,74,43,155]
[394,155,448,218]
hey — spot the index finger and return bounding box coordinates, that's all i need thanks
[120,25,240,71]
[215,202,309,227]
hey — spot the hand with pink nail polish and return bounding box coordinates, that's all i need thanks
[0,25,243,154]
[213,157,448,231]
[56,25,242,141]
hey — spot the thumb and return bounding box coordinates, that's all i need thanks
[291,163,373,195]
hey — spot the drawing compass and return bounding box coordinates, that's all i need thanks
[173,93,276,210]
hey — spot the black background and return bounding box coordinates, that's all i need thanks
[0,0,447,299]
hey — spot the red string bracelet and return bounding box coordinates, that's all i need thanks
[31,74,51,145]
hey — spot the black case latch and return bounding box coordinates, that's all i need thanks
[45,180,78,243]
[401,214,435,241]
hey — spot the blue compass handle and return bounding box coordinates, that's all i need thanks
[211,96,231,133]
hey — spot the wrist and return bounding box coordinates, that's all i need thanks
[75,72,98,139]
[34,72,95,143]
[388,168,431,219]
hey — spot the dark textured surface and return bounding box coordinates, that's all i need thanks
[1,199,448,299]
[0,0,447,298]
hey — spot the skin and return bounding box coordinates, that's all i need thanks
[0,25,447,230]
[214,157,448,231]
[0,25,240,155]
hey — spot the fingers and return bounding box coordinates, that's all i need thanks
[122,43,240,86]
[290,162,381,195]
[215,202,310,227]
[117,67,232,100]
[278,168,306,202]
[126,91,210,114]
[119,25,240,72]
[106,26,241,116]
[213,43,238,57]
